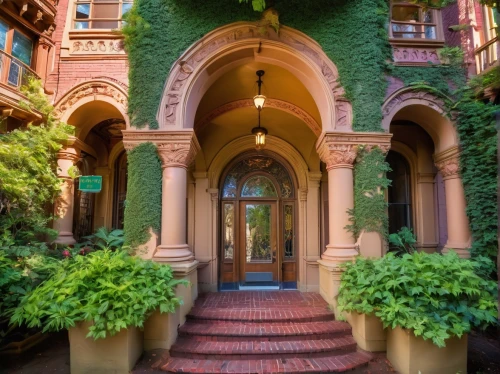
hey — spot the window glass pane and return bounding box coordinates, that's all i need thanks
[74,21,89,29]
[387,151,412,234]
[241,176,277,198]
[0,20,8,50]
[12,31,32,66]
[245,204,272,263]
[284,204,294,258]
[223,204,234,260]
[122,2,132,16]
[7,61,20,86]
[92,3,119,18]
[392,5,419,21]
[76,3,90,19]
[92,21,119,28]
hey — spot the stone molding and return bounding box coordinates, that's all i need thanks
[55,80,128,119]
[57,148,80,163]
[434,146,460,180]
[417,173,436,184]
[316,132,393,170]
[158,22,351,131]
[71,39,125,55]
[122,130,200,169]
[195,98,321,136]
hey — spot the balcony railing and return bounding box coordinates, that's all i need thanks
[0,49,40,92]
[391,21,438,40]
[475,36,499,74]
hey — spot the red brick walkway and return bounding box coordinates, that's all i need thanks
[162,291,373,373]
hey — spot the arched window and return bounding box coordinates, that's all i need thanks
[387,151,412,234]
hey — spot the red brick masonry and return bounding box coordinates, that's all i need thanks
[162,291,373,373]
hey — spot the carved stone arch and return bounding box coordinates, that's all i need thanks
[55,79,129,127]
[207,135,309,191]
[382,87,457,154]
[158,22,352,133]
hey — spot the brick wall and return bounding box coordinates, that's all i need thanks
[47,0,129,103]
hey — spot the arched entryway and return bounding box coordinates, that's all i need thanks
[219,152,298,290]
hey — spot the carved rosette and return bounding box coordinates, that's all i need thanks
[157,142,198,169]
[435,156,460,179]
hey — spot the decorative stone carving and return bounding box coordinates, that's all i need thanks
[159,23,351,130]
[382,89,446,119]
[55,81,127,118]
[316,132,393,170]
[435,156,460,179]
[195,98,321,136]
[71,40,125,54]
[392,47,440,65]
[122,130,200,169]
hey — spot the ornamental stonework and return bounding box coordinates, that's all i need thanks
[71,40,125,55]
[435,157,460,179]
[392,47,440,65]
[157,142,198,169]
[382,90,445,118]
[318,144,358,170]
[160,24,351,130]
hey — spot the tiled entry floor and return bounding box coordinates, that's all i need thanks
[162,291,373,373]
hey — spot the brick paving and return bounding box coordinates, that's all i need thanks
[162,291,373,373]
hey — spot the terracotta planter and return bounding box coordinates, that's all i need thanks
[346,312,386,352]
[387,326,467,374]
[69,321,143,374]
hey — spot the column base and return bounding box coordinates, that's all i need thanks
[143,260,198,351]
[321,244,359,263]
[442,245,471,259]
[154,244,194,263]
[54,232,76,246]
[318,259,344,317]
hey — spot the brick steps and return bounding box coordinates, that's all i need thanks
[187,307,334,323]
[162,292,372,373]
[162,352,373,373]
[179,321,352,342]
[170,337,357,360]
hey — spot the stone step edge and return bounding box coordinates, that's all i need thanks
[162,351,373,373]
[187,310,334,324]
[169,337,357,359]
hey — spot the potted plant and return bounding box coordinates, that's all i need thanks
[338,251,497,374]
[10,250,185,374]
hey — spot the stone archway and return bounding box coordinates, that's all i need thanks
[158,22,352,133]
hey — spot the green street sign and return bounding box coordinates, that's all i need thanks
[79,175,102,193]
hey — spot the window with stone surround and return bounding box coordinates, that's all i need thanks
[74,0,132,29]
[474,5,498,74]
[390,1,443,41]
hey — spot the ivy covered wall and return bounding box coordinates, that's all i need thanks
[123,0,391,132]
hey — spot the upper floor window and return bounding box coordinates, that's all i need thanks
[390,0,441,40]
[481,5,498,45]
[0,19,35,88]
[74,0,132,29]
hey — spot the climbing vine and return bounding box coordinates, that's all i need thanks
[347,147,392,239]
[123,143,162,248]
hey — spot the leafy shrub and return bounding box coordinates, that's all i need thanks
[11,250,186,340]
[388,227,417,255]
[83,227,126,251]
[338,252,498,347]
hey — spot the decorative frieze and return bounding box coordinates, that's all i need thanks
[157,142,197,169]
[392,47,440,65]
[434,146,461,180]
[71,39,125,55]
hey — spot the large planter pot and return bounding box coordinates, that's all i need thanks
[387,326,467,374]
[346,312,386,352]
[69,321,143,374]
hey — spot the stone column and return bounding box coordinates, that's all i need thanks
[53,147,80,245]
[154,133,201,264]
[317,141,359,263]
[435,148,471,258]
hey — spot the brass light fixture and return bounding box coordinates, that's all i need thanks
[252,70,268,149]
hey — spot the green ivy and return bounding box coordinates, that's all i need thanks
[123,143,162,248]
[338,252,498,347]
[123,0,391,132]
[347,147,391,238]
[10,250,186,340]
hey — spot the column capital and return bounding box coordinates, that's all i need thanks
[57,147,80,163]
[434,146,460,180]
[316,132,392,170]
[122,130,201,169]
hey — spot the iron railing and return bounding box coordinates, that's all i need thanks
[475,36,499,74]
[0,49,40,91]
